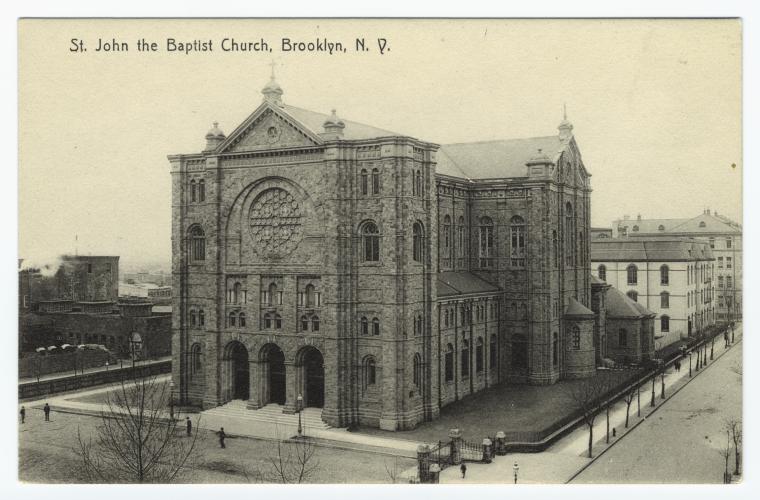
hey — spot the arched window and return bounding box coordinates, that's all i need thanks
[301,315,309,332]
[413,222,424,262]
[511,334,528,370]
[443,309,449,327]
[627,290,638,302]
[618,328,627,347]
[457,216,465,264]
[661,292,670,309]
[445,343,454,382]
[565,203,574,266]
[490,334,497,369]
[415,170,422,196]
[362,222,380,262]
[413,353,422,388]
[658,225,665,231]
[372,168,380,195]
[660,265,669,285]
[709,237,715,248]
[234,282,242,304]
[191,343,202,376]
[363,357,376,391]
[372,317,380,336]
[239,312,246,327]
[360,169,368,195]
[198,179,206,202]
[661,315,670,332]
[571,325,581,350]
[475,337,484,373]
[190,179,197,202]
[478,216,494,267]
[552,332,558,366]
[311,315,319,332]
[627,264,638,285]
[699,221,706,228]
[264,312,272,329]
[305,284,315,307]
[198,309,205,327]
[598,264,607,282]
[189,309,197,327]
[442,215,451,253]
[361,316,368,336]
[510,215,526,267]
[461,340,470,378]
[552,230,558,267]
[189,226,206,261]
[228,311,236,327]
[268,283,278,305]
[578,231,584,266]
[274,313,282,329]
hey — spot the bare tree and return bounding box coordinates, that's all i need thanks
[718,430,732,483]
[623,387,636,428]
[566,372,612,458]
[726,418,742,475]
[75,375,201,483]
[265,438,320,483]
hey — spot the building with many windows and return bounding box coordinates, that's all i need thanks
[591,237,715,351]
[170,77,598,431]
[612,210,741,322]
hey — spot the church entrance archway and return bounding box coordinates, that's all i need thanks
[226,341,249,400]
[261,344,286,405]
[299,347,324,408]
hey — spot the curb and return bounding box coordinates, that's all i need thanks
[565,335,742,483]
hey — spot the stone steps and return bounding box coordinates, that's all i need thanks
[202,401,331,430]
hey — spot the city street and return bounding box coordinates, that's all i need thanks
[572,337,742,483]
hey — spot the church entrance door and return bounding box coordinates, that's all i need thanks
[228,341,249,400]
[302,348,324,408]
[268,346,286,405]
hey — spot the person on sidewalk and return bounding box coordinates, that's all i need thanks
[217,427,226,448]
[186,417,192,437]
[20,406,26,424]
[460,462,467,479]
[43,403,51,422]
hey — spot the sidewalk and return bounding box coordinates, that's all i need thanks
[19,356,171,385]
[438,324,743,484]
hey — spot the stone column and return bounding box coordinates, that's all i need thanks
[246,359,262,410]
[417,444,431,484]
[482,438,492,463]
[449,428,463,465]
[495,431,506,455]
[283,361,297,414]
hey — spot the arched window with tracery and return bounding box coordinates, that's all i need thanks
[660,265,669,285]
[361,316,368,336]
[228,311,236,327]
[363,356,376,392]
[360,169,368,195]
[372,168,380,195]
[413,222,424,262]
[627,264,638,285]
[191,343,202,376]
[189,226,206,261]
[598,264,607,281]
[301,315,309,332]
[510,215,526,267]
[372,317,380,336]
[445,343,454,382]
[478,216,494,267]
[362,222,380,262]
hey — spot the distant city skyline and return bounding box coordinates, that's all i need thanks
[19,19,742,268]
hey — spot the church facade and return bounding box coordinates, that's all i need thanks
[170,77,596,430]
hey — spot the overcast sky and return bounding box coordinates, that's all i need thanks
[18,19,742,270]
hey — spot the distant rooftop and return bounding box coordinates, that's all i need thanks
[591,237,714,262]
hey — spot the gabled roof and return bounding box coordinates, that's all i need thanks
[437,271,501,298]
[590,237,714,262]
[437,136,568,180]
[604,286,655,318]
[564,297,595,317]
[667,213,742,234]
[282,104,403,141]
[616,212,741,236]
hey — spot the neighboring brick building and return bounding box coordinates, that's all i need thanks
[591,237,716,351]
[612,210,742,322]
[170,77,597,430]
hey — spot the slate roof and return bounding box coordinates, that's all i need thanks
[437,271,501,298]
[604,286,654,318]
[282,104,403,141]
[564,297,595,317]
[616,213,741,236]
[437,136,567,180]
[590,237,714,262]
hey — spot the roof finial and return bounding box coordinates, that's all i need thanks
[269,60,277,80]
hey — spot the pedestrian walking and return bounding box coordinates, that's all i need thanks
[460,462,467,479]
[217,427,226,448]
[43,403,50,422]
[186,417,192,437]
[20,406,26,424]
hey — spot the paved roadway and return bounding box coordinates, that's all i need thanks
[571,337,742,484]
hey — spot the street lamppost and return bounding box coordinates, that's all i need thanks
[105,360,109,371]
[513,462,519,484]
[296,394,304,437]
[689,351,692,377]
[169,380,175,420]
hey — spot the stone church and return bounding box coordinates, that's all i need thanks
[170,75,597,430]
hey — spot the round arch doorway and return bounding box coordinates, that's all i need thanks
[261,344,286,405]
[300,347,324,408]
[226,341,249,401]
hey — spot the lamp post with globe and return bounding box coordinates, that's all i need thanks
[296,394,304,437]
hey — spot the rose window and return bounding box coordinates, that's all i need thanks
[249,188,303,257]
